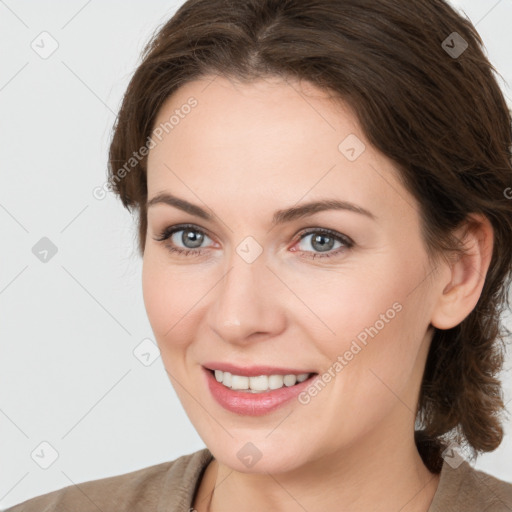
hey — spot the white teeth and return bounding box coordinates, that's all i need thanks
[212,370,311,392]
[223,371,232,388]
[249,375,268,391]
[231,375,249,390]
[268,374,284,390]
[283,374,297,387]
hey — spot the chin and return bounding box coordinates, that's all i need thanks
[206,437,313,474]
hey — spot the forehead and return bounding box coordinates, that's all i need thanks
[149,75,361,165]
[146,75,416,226]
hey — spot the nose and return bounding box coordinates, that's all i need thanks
[207,257,286,346]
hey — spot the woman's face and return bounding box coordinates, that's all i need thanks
[143,75,444,473]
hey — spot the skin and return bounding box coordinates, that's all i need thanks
[142,74,494,511]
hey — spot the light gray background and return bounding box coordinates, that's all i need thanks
[1,0,511,508]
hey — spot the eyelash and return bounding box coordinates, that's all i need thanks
[153,223,354,260]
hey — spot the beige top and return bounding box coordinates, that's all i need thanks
[3,448,512,511]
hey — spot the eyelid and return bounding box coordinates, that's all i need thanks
[153,223,352,242]
[296,227,354,246]
[153,223,354,259]
[153,223,215,243]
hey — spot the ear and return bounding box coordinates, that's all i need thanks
[430,213,494,330]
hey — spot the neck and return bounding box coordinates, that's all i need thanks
[196,421,440,512]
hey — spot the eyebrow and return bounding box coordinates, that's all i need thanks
[146,192,376,225]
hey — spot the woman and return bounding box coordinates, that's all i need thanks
[6,0,512,510]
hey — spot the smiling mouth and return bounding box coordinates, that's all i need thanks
[207,368,318,393]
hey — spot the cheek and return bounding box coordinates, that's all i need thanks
[312,254,427,388]
[300,262,404,350]
[142,253,195,344]
[141,251,219,354]
[142,255,168,338]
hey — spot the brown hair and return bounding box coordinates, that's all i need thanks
[107,0,512,472]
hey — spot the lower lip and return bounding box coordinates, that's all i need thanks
[204,367,318,416]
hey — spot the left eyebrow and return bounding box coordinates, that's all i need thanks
[271,198,376,224]
[146,192,377,224]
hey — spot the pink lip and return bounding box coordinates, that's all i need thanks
[203,361,315,377]
[202,366,318,416]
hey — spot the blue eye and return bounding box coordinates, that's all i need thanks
[293,228,353,259]
[153,224,353,259]
[154,224,213,257]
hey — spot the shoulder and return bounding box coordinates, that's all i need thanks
[429,459,512,511]
[2,448,213,512]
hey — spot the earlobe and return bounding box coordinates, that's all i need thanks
[430,214,494,330]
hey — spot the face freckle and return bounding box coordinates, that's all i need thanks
[141,74,440,474]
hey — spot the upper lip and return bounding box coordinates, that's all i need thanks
[203,362,316,377]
